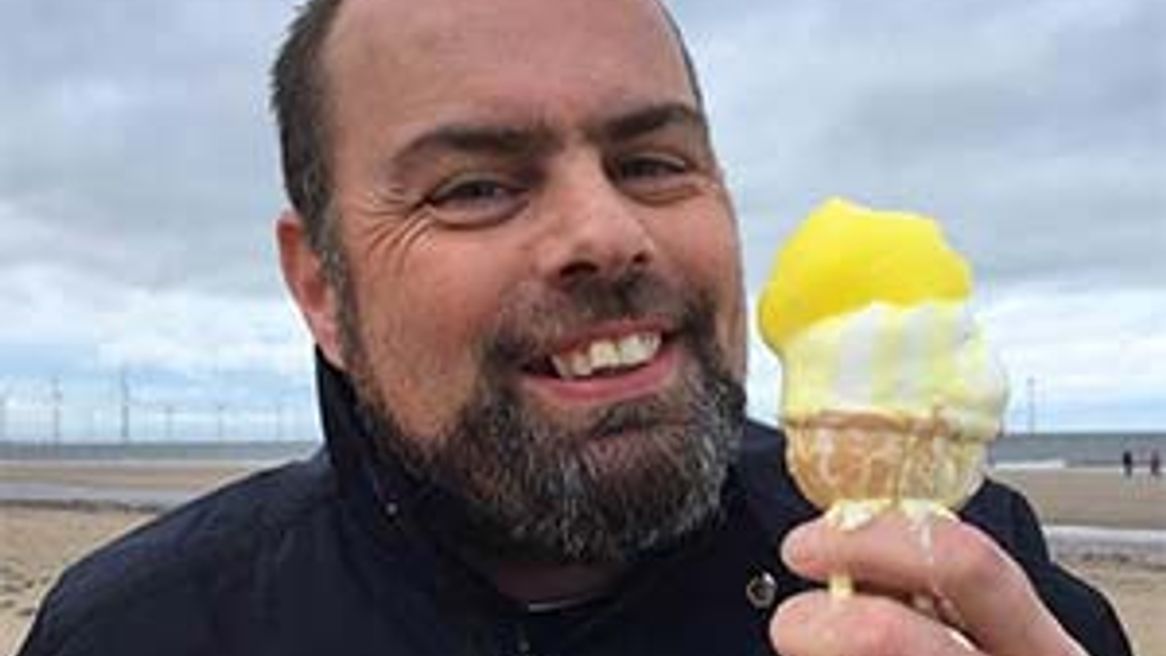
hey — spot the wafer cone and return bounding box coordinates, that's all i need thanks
[785,409,986,511]
[785,410,986,597]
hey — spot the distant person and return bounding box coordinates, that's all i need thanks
[17,0,1133,654]
[1122,449,1134,477]
[1151,449,1162,478]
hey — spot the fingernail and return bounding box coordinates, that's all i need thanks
[781,522,819,570]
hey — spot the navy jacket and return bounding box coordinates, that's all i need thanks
[19,357,1131,655]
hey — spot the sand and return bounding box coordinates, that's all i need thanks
[2,462,1164,655]
[990,467,1166,530]
[1059,555,1165,656]
[0,461,256,496]
[0,506,154,655]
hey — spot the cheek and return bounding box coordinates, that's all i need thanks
[348,241,511,435]
[656,210,747,368]
[710,239,749,376]
[661,192,742,280]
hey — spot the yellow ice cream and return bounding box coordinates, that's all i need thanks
[759,197,971,349]
[759,198,1006,446]
[757,198,1008,600]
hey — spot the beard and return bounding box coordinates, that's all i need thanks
[339,268,746,565]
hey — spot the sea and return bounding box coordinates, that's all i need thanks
[1,430,1163,468]
[0,439,320,510]
[987,431,1166,468]
[0,439,319,465]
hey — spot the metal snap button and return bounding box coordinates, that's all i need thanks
[746,571,777,609]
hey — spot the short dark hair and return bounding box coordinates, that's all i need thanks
[270,0,703,255]
[271,0,343,254]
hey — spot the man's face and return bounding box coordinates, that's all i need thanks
[319,0,748,561]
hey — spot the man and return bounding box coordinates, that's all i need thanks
[19,0,1131,654]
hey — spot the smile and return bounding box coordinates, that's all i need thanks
[522,323,679,405]
[548,331,662,380]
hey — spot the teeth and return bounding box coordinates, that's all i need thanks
[570,351,593,378]
[621,333,661,362]
[548,332,662,380]
[589,340,620,370]
[617,334,646,363]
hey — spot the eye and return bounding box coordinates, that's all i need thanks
[430,178,515,206]
[613,155,688,181]
[424,175,527,226]
[610,153,700,204]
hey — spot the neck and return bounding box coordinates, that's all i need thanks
[477,557,625,609]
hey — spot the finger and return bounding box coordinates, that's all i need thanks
[770,590,987,656]
[781,511,1082,656]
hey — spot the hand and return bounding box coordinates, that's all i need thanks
[769,510,1086,655]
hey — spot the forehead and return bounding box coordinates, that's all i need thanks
[322,0,696,139]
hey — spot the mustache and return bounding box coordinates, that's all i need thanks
[481,271,700,367]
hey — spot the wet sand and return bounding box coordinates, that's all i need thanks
[990,467,1166,530]
[2,462,1163,654]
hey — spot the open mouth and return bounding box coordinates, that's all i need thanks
[523,329,669,380]
[549,331,662,379]
[518,322,682,406]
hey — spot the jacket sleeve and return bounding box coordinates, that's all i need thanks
[962,480,1133,656]
[15,603,53,656]
[16,576,219,656]
[15,582,105,656]
[16,576,91,656]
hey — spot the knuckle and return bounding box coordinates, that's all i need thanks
[942,523,1012,591]
[846,599,908,656]
[768,594,817,652]
[768,598,796,638]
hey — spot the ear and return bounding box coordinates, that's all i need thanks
[276,210,346,370]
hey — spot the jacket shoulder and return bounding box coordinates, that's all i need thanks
[737,419,817,522]
[22,453,335,655]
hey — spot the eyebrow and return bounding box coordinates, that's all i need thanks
[586,102,709,145]
[390,123,559,173]
[388,102,709,173]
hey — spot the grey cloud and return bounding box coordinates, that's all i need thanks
[674,0,1164,292]
[2,0,1162,298]
[1,0,295,295]
[819,1,1163,162]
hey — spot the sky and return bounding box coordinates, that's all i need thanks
[1,0,1163,442]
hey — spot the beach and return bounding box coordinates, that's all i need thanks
[990,467,1166,530]
[2,462,1164,655]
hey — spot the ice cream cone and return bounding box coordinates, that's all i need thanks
[784,410,986,511]
[757,198,1008,601]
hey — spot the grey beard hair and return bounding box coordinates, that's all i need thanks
[403,330,743,564]
[334,253,745,564]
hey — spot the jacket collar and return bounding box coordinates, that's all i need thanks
[313,349,440,533]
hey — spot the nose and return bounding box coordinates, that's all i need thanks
[535,156,655,287]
